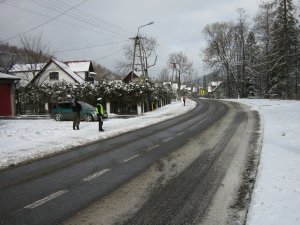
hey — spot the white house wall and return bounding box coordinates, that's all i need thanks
[76,71,85,80]
[34,62,78,85]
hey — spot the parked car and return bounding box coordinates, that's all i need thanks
[51,100,107,122]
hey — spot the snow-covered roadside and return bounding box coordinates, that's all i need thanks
[228,99,300,225]
[1,98,299,224]
[0,99,196,170]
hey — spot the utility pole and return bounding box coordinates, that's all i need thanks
[131,22,154,81]
[171,62,176,83]
[130,36,146,80]
[131,36,138,80]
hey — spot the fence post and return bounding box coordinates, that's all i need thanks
[106,102,111,115]
[137,102,142,115]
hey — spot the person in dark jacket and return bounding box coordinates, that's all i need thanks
[72,98,82,130]
[183,95,186,106]
[96,97,104,131]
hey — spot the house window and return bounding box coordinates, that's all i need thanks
[49,72,59,80]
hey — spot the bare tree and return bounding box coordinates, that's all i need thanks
[185,68,198,89]
[17,33,52,83]
[203,22,237,97]
[157,68,171,82]
[202,9,251,98]
[0,42,18,73]
[168,51,193,92]
[93,62,121,81]
[233,8,250,97]
[116,34,158,78]
[140,35,158,76]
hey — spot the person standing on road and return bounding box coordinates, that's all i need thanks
[96,97,104,132]
[183,95,186,106]
[72,98,82,130]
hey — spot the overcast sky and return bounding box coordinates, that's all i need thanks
[0,0,262,78]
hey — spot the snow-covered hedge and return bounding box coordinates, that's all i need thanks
[18,80,175,105]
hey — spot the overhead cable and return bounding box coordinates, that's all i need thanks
[2,0,88,42]
[27,0,132,39]
[52,40,129,53]
[93,49,124,62]
[3,2,126,40]
[51,0,133,36]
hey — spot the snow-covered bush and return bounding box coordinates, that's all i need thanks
[18,80,173,109]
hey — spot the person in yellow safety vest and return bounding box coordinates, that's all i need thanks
[96,97,104,131]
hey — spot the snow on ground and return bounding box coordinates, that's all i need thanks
[0,98,299,225]
[0,99,195,169]
[229,98,300,225]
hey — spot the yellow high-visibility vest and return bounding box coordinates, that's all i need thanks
[96,103,104,115]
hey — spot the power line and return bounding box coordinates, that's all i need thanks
[42,0,130,38]
[26,0,132,39]
[2,2,126,40]
[93,49,124,62]
[30,0,128,38]
[51,0,133,36]
[52,40,128,53]
[2,0,88,42]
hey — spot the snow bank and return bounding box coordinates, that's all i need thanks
[230,99,300,225]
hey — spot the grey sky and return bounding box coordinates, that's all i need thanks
[0,0,261,78]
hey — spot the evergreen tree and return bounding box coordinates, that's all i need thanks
[254,1,277,96]
[245,31,260,96]
[270,0,299,98]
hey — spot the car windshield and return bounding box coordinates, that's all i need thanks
[79,101,95,110]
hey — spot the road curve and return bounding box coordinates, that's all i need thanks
[0,99,260,225]
[117,100,260,225]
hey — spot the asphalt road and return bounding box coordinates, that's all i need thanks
[0,99,259,225]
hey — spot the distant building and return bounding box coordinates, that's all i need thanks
[122,71,139,83]
[163,81,172,89]
[171,83,186,92]
[0,72,20,116]
[207,81,226,98]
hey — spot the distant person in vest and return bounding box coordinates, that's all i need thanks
[72,98,82,130]
[96,97,104,132]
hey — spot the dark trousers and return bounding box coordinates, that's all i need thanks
[73,112,80,129]
[98,115,103,131]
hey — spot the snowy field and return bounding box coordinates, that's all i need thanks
[0,98,299,224]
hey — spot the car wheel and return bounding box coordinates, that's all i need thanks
[54,113,62,121]
[84,114,93,122]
